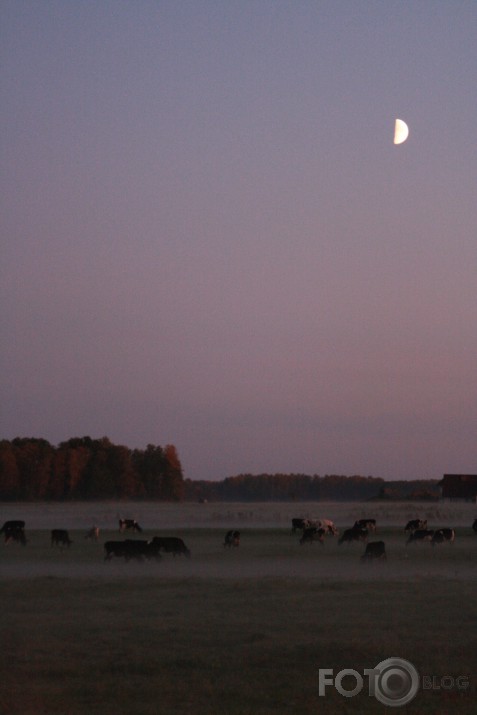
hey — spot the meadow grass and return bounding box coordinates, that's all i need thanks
[0,508,476,714]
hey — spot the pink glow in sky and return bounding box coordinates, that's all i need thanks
[1,1,476,481]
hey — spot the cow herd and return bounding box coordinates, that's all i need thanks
[1,516,475,565]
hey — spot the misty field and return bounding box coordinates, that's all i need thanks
[0,502,476,715]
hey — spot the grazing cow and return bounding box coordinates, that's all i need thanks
[472,519,477,534]
[0,520,25,534]
[119,519,142,533]
[354,519,377,533]
[361,541,387,562]
[224,530,240,547]
[405,519,428,532]
[431,528,455,546]
[300,527,325,545]
[3,525,27,545]
[338,526,368,545]
[291,518,309,534]
[85,526,100,541]
[316,519,339,536]
[406,529,434,545]
[51,529,73,548]
[150,536,191,558]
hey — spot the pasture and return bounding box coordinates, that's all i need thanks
[0,502,476,715]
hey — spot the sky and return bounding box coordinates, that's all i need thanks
[1,1,476,482]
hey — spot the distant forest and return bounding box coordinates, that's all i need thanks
[0,437,440,502]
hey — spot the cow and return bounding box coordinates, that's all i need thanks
[224,530,240,547]
[149,536,191,558]
[431,528,455,546]
[300,527,325,545]
[406,529,434,545]
[51,529,73,548]
[354,519,377,533]
[316,519,339,536]
[291,518,309,534]
[361,541,386,562]
[3,525,27,545]
[338,526,368,545]
[119,519,142,533]
[0,520,25,534]
[472,519,477,534]
[405,519,428,532]
[85,526,100,541]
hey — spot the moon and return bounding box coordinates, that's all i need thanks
[394,118,409,144]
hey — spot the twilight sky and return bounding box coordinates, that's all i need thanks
[1,1,476,481]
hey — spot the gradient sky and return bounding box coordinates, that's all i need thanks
[1,1,476,482]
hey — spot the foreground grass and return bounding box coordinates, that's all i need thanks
[1,528,476,714]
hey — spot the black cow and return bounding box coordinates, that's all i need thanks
[119,519,142,533]
[51,529,73,548]
[1,520,25,533]
[472,519,477,534]
[338,526,368,545]
[291,518,309,534]
[406,529,434,545]
[104,539,161,562]
[224,530,240,547]
[150,536,191,558]
[354,519,376,533]
[300,527,325,545]
[405,519,428,532]
[361,541,386,562]
[431,528,455,546]
[3,525,27,545]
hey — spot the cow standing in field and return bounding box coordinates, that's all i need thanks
[300,527,325,545]
[354,519,376,533]
[85,526,100,541]
[406,529,434,545]
[119,519,142,533]
[316,519,339,536]
[51,529,73,548]
[149,536,191,558]
[431,528,455,546]
[472,519,477,534]
[1,521,27,546]
[291,518,309,534]
[405,519,428,532]
[224,530,240,547]
[361,541,386,562]
[338,526,368,545]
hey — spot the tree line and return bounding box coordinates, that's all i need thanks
[184,474,439,502]
[0,437,184,500]
[0,437,439,501]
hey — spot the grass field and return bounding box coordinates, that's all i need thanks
[0,502,476,714]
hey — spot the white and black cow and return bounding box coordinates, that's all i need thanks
[431,528,455,546]
[51,529,73,548]
[405,519,428,532]
[406,529,434,545]
[316,519,339,536]
[361,541,386,562]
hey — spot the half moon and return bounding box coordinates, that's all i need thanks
[394,118,409,145]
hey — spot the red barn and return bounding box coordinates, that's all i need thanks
[438,474,477,501]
